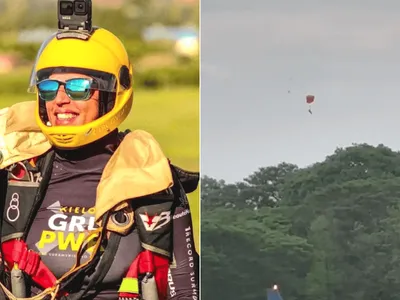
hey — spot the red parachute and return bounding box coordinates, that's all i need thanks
[306,94,314,114]
[306,95,314,104]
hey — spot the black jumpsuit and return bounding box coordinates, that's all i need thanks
[24,132,199,299]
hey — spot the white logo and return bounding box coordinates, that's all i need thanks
[139,211,171,231]
[6,193,20,222]
[168,268,177,297]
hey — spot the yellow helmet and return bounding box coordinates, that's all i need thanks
[28,27,133,149]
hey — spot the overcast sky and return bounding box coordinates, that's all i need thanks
[201,0,400,183]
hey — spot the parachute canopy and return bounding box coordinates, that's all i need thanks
[306,95,315,104]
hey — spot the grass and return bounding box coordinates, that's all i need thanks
[0,86,200,250]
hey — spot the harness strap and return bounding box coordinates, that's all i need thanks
[23,151,55,241]
[118,165,188,300]
[149,253,169,300]
[0,226,105,299]
[63,232,121,300]
[118,250,169,300]
[118,251,147,300]
[2,240,56,289]
[0,240,60,300]
[118,260,139,296]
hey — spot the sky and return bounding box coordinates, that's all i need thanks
[201,0,400,183]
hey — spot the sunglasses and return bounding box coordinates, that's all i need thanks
[37,78,97,102]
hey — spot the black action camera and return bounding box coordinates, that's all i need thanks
[58,0,92,31]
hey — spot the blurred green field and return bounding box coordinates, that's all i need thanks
[0,86,200,250]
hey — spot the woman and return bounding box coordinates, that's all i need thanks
[0,26,199,300]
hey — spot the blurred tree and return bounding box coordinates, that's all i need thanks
[202,144,400,300]
[0,0,28,31]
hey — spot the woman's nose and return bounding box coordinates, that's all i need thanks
[54,86,71,105]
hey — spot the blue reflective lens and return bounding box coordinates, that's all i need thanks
[66,78,91,92]
[38,80,59,92]
[37,78,93,101]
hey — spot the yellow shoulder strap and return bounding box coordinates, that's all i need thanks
[95,130,173,226]
[0,101,51,169]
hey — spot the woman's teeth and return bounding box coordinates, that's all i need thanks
[57,113,77,120]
